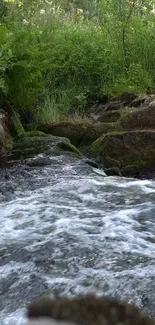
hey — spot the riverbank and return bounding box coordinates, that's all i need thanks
[1,93,155,180]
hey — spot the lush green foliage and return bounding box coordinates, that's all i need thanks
[1,0,155,126]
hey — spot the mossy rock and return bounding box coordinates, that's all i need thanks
[128,94,147,107]
[0,122,13,167]
[16,131,47,139]
[118,92,138,105]
[104,167,122,177]
[90,130,155,175]
[0,123,13,151]
[10,134,82,161]
[0,124,5,147]
[79,122,121,147]
[57,142,83,157]
[96,100,123,112]
[96,110,121,123]
[120,106,155,130]
[122,165,141,178]
[38,121,91,146]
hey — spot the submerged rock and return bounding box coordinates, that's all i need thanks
[90,130,155,177]
[27,295,155,325]
[27,320,76,325]
[104,167,122,176]
[25,156,55,167]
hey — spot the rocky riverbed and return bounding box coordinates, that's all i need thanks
[1,152,155,324]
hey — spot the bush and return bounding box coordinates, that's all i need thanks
[1,0,155,126]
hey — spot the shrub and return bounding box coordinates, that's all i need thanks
[1,0,155,126]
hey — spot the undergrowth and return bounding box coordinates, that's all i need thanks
[0,0,155,130]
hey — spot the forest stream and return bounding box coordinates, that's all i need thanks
[0,154,155,324]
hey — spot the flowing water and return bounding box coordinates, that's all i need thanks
[0,154,155,324]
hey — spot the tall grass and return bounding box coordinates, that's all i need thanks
[0,0,155,128]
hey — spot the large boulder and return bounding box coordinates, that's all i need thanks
[27,295,155,325]
[79,122,120,147]
[120,105,155,130]
[128,94,155,108]
[90,130,155,177]
[38,121,91,146]
[96,110,121,123]
[38,120,122,149]
[9,132,82,162]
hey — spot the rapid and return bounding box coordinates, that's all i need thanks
[0,155,155,324]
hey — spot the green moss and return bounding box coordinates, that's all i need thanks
[14,134,56,149]
[90,130,155,172]
[38,121,91,146]
[11,111,25,135]
[119,106,155,131]
[90,130,125,158]
[79,121,122,147]
[57,141,83,157]
[104,155,121,168]
[11,132,83,160]
[96,110,121,123]
[2,136,13,152]
[16,131,46,139]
